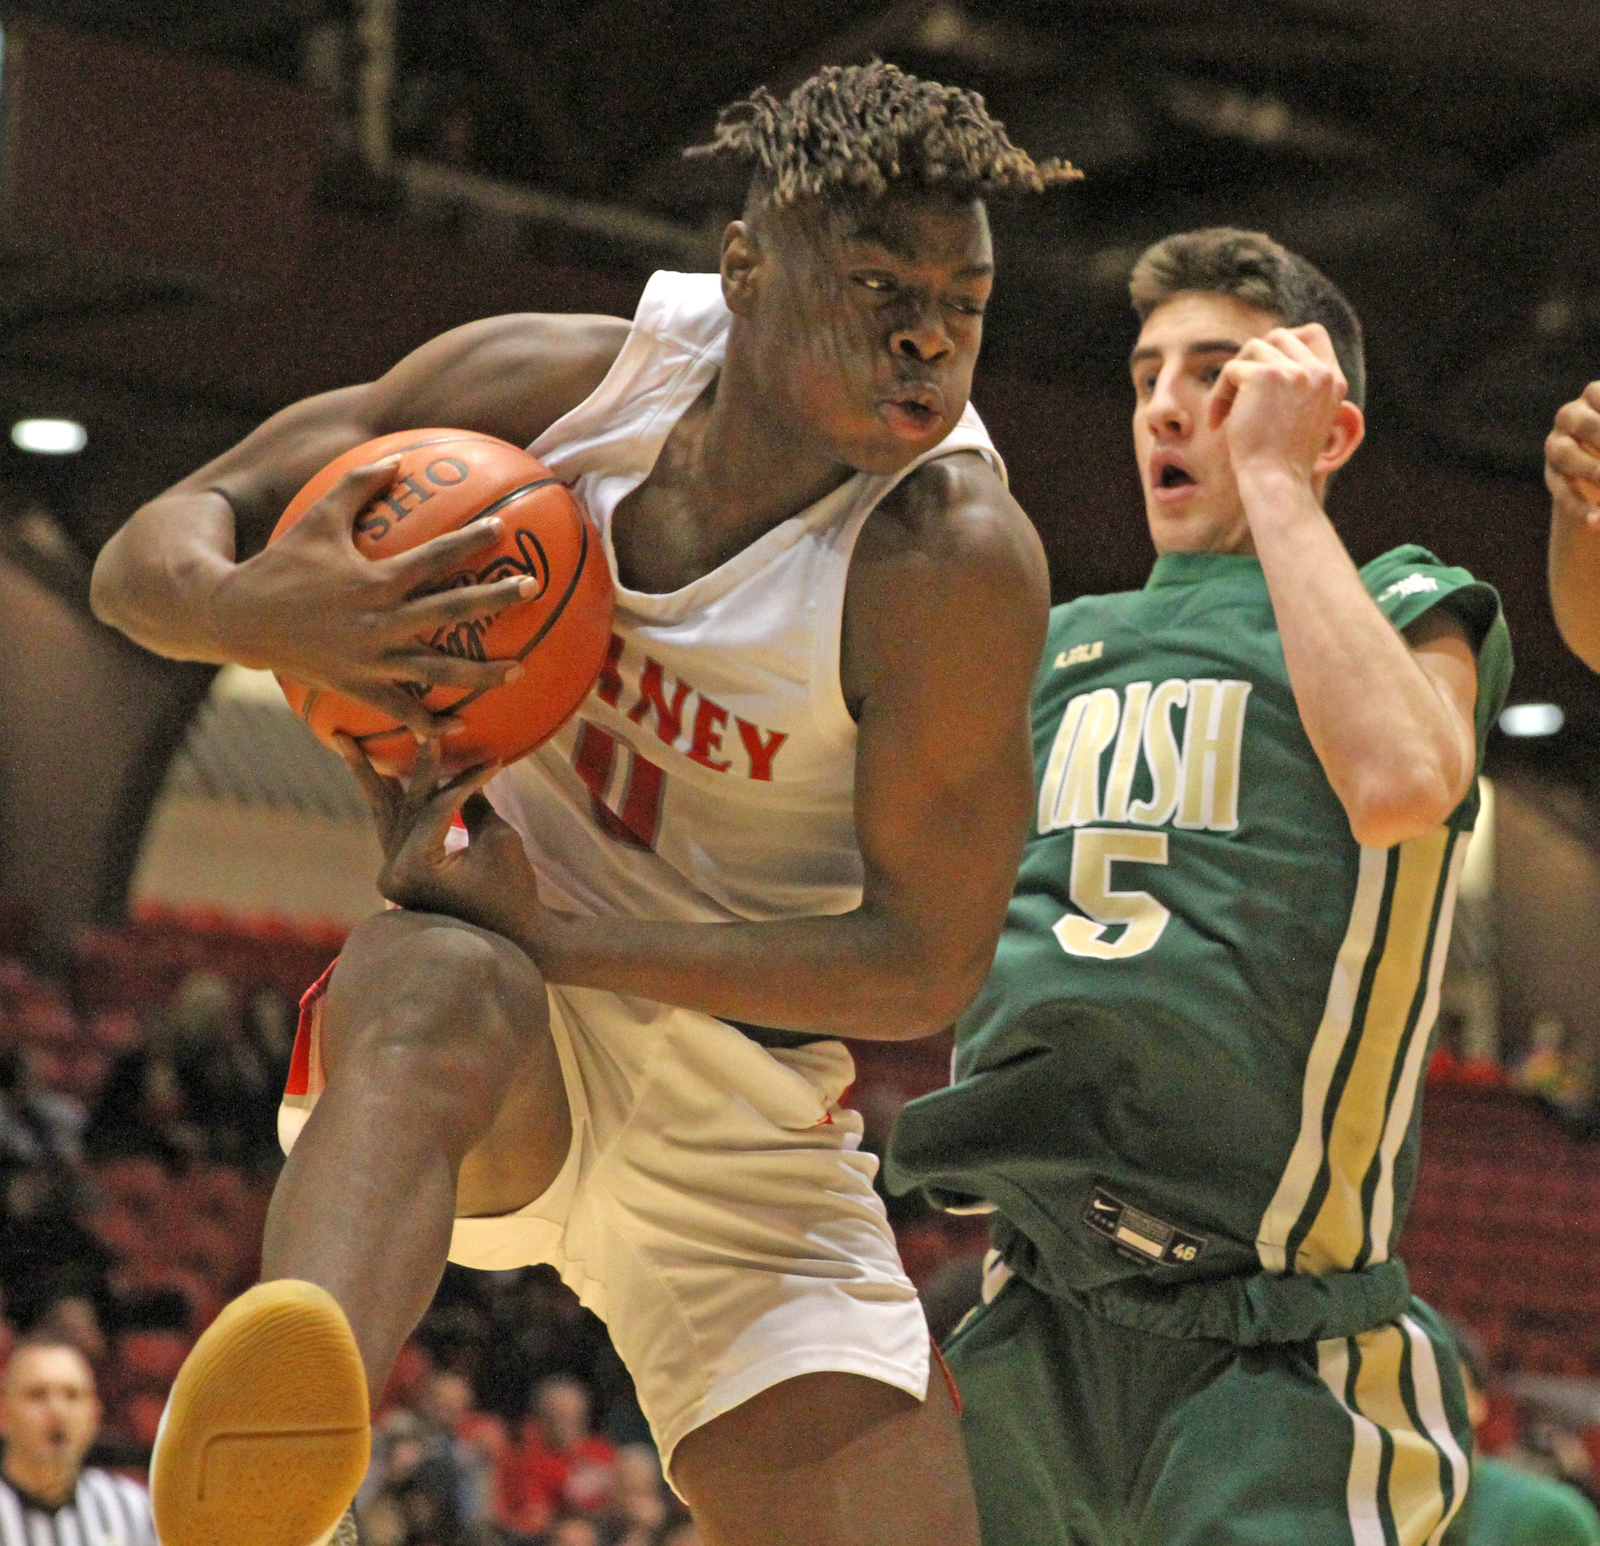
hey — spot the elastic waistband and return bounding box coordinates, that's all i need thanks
[718,1017,838,1049]
[1043,1257,1413,1345]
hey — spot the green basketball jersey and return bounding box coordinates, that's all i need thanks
[888,545,1512,1324]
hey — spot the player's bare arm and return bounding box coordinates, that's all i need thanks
[363,454,1050,1039]
[1222,325,1479,847]
[90,312,628,734]
[1546,379,1600,671]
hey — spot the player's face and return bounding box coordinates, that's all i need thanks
[1130,291,1284,554]
[742,190,994,475]
[0,1347,100,1475]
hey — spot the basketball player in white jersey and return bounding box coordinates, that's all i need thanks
[91,64,1075,1546]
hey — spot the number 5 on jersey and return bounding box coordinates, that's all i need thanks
[1053,828,1170,960]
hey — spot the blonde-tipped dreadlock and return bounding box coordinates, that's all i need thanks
[685,61,1080,206]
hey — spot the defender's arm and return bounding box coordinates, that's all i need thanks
[90,313,628,733]
[1245,485,1478,849]
[1546,380,1600,671]
[1214,324,1479,849]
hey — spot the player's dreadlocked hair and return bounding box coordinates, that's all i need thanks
[685,61,1080,207]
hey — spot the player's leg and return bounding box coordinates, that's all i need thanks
[153,908,569,1546]
[1134,1299,1473,1546]
[260,906,569,1389]
[672,1364,978,1546]
[937,1269,1227,1546]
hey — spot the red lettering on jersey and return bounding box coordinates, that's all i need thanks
[595,632,625,708]
[686,696,732,772]
[736,719,788,781]
[572,721,664,850]
[628,657,692,746]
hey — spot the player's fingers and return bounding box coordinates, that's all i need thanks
[377,648,521,692]
[298,458,403,545]
[331,678,451,740]
[378,518,509,594]
[394,754,497,872]
[1547,431,1600,490]
[401,737,445,818]
[1285,322,1339,367]
[1207,361,1248,428]
[441,758,503,807]
[331,731,401,826]
[1582,380,1600,414]
[1553,396,1600,451]
[1230,337,1280,366]
[387,575,540,631]
[1282,327,1346,387]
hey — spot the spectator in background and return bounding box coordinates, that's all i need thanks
[542,1517,601,1546]
[359,1408,468,1546]
[602,1444,677,1546]
[497,1375,616,1540]
[415,1369,507,1532]
[1450,1319,1600,1546]
[0,1046,88,1215]
[29,1297,106,1373]
[0,1335,153,1545]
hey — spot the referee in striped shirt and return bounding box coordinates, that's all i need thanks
[0,1333,153,1545]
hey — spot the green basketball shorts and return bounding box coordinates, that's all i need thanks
[945,1272,1473,1546]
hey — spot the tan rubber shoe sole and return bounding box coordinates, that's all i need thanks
[151,1280,370,1546]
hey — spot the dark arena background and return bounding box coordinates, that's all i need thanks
[1,2,1599,1540]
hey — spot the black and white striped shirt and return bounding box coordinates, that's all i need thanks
[0,1467,155,1546]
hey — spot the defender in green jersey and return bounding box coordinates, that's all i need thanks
[888,229,1513,1545]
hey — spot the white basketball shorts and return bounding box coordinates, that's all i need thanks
[279,964,931,1469]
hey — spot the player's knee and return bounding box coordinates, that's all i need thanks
[326,911,549,1094]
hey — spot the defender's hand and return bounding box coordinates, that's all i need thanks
[1208,324,1348,486]
[335,736,546,944]
[1546,382,1600,528]
[213,459,537,738]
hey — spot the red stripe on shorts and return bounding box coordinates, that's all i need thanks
[286,960,337,1098]
[931,1340,961,1419]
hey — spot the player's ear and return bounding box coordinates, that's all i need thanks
[721,220,760,317]
[1315,398,1365,479]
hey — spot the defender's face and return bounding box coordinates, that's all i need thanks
[0,1347,100,1475]
[1130,291,1284,554]
[743,190,994,475]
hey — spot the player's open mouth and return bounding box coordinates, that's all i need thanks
[880,386,944,440]
[1152,455,1198,500]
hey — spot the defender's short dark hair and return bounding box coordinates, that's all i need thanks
[686,61,1080,208]
[1130,228,1366,410]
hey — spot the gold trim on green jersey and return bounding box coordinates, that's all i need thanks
[1257,827,1462,1276]
[1317,1314,1470,1546]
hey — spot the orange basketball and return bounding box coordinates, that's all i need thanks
[269,429,613,775]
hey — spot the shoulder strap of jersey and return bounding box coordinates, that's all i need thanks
[530,271,729,471]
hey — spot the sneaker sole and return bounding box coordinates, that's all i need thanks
[151,1280,370,1546]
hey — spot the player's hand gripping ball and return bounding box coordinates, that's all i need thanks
[270,430,614,775]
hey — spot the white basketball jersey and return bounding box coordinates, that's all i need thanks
[485,270,1004,925]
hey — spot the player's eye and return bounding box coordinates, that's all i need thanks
[854,273,897,293]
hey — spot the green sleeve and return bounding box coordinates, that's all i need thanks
[1470,1458,1600,1546]
[1360,544,1514,768]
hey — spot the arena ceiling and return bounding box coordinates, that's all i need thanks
[3,0,1600,711]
